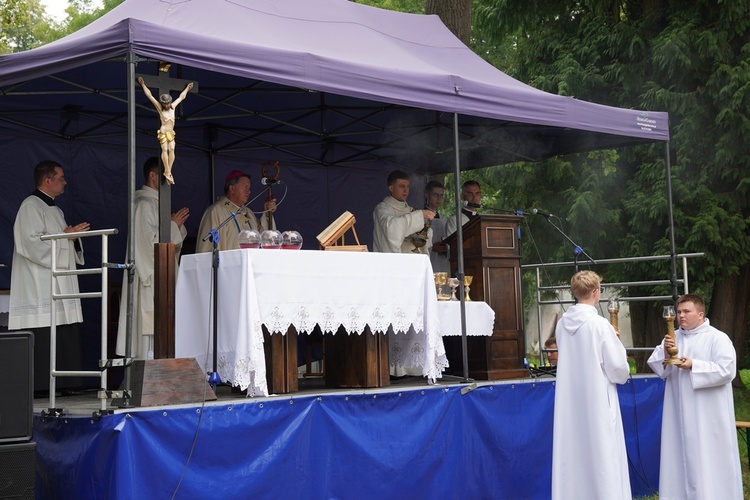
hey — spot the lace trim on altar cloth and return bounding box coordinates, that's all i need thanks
[262,305,425,335]
[389,328,448,383]
[220,355,268,397]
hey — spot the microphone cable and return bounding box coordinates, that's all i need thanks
[249,183,289,218]
[170,257,216,499]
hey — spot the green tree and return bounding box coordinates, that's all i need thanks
[474,1,750,367]
[0,0,55,53]
[351,0,423,14]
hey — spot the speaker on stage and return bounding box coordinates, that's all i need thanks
[0,442,35,499]
[0,332,33,444]
[116,357,217,407]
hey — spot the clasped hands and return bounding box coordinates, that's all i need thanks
[64,222,90,237]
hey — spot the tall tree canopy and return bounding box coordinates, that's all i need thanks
[474,0,750,362]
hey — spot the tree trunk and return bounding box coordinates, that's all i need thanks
[709,262,750,387]
[425,0,472,46]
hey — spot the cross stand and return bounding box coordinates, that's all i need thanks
[199,201,254,389]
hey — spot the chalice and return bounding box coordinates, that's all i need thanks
[433,272,449,301]
[463,275,473,302]
[663,305,683,366]
[448,277,460,301]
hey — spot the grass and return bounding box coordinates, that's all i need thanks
[635,369,750,499]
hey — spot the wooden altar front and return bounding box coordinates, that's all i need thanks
[443,214,527,379]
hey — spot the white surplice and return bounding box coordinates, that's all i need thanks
[428,216,449,273]
[373,195,434,375]
[551,304,631,500]
[647,318,743,500]
[9,192,84,329]
[194,196,275,253]
[116,186,187,358]
[372,195,432,254]
[442,210,471,240]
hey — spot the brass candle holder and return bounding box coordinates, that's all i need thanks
[607,297,620,330]
[662,305,683,366]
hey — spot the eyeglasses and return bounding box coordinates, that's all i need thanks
[592,286,604,294]
[428,193,445,198]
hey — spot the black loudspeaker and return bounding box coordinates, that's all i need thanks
[0,442,35,500]
[0,332,33,444]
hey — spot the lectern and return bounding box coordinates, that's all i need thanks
[443,214,527,379]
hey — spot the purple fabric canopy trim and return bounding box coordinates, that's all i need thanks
[0,0,668,142]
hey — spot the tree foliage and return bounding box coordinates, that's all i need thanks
[474,0,750,362]
[0,0,54,53]
[0,0,123,52]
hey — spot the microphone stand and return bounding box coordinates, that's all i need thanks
[199,201,253,389]
[478,206,518,215]
[540,216,596,272]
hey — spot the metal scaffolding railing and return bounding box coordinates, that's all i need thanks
[521,252,705,362]
[40,228,118,414]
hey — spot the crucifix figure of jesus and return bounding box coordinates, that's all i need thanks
[137,76,194,184]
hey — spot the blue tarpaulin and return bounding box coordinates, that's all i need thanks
[33,376,663,499]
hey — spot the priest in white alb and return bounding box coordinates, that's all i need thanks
[195,170,276,253]
[9,160,90,393]
[551,270,631,500]
[372,170,435,254]
[372,169,436,377]
[116,157,189,360]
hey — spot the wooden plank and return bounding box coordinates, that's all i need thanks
[324,327,389,388]
[263,326,298,394]
[153,243,176,359]
[128,358,216,407]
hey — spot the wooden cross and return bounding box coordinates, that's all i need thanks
[136,64,198,359]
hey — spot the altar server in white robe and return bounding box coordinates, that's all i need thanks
[372,170,435,254]
[195,170,276,253]
[551,270,631,500]
[647,293,742,500]
[116,157,189,360]
[9,160,90,391]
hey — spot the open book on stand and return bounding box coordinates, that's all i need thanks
[316,211,367,251]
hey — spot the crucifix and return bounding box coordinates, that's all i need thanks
[135,62,198,358]
[135,62,198,242]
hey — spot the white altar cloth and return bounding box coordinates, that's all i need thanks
[175,249,448,396]
[437,301,495,336]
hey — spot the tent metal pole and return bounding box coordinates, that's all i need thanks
[452,113,470,382]
[122,51,137,405]
[209,124,217,203]
[664,140,678,301]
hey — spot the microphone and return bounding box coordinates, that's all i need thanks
[531,208,553,218]
[261,177,283,185]
[463,201,481,209]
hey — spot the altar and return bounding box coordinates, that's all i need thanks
[175,250,449,396]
